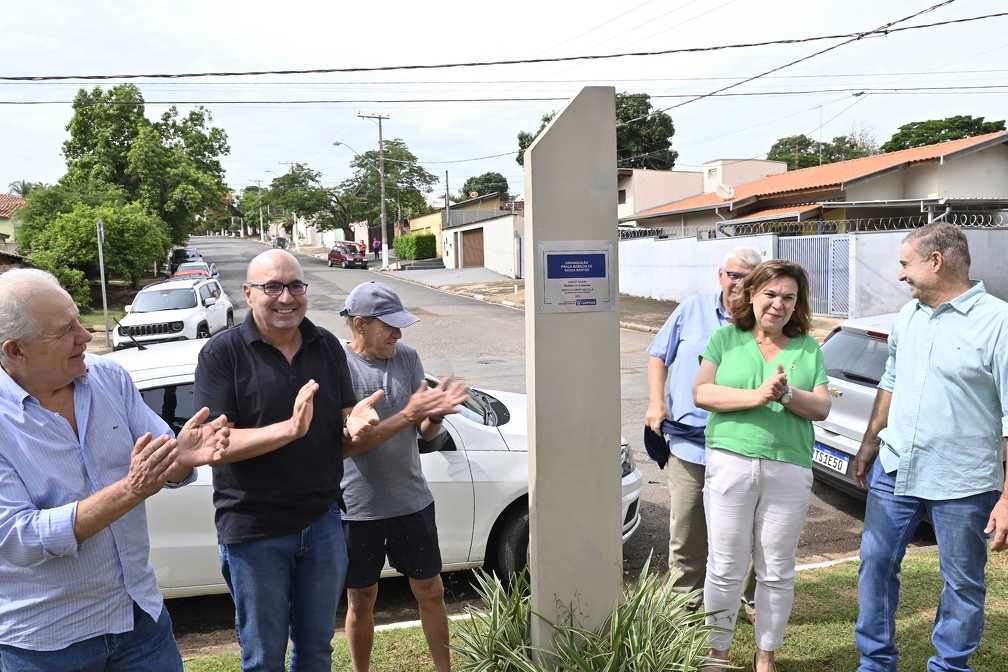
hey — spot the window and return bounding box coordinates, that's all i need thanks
[820,330,889,386]
[139,383,195,434]
[617,189,626,205]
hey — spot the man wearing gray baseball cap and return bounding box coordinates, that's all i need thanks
[339,281,469,672]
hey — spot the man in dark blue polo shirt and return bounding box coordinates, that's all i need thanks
[194,249,382,672]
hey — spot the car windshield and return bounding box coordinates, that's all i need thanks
[131,288,198,313]
[821,329,889,386]
[177,263,207,272]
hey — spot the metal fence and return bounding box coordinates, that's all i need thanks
[619,211,1008,241]
[778,234,850,317]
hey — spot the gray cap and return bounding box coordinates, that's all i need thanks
[340,281,419,328]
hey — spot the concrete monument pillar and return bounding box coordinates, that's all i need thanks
[523,86,622,652]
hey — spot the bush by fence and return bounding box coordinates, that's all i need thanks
[393,233,437,260]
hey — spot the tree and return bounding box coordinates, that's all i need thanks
[515,92,678,170]
[880,115,1006,153]
[128,106,231,244]
[266,164,334,240]
[7,180,45,198]
[457,172,512,201]
[767,131,878,171]
[337,139,438,234]
[516,112,555,167]
[31,202,172,302]
[14,178,127,255]
[615,92,678,170]
[61,85,230,244]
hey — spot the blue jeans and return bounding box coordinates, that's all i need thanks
[221,504,349,672]
[856,462,997,672]
[0,602,181,672]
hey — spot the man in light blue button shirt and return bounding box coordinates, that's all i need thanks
[852,224,1008,672]
[0,269,231,672]
[646,247,762,617]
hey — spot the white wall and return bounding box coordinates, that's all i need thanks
[617,170,702,220]
[441,214,523,278]
[622,228,1008,317]
[618,233,777,302]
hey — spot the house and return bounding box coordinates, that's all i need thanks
[0,194,27,248]
[618,131,1008,317]
[409,193,525,277]
[626,131,1008,236]
[617,161,787,228]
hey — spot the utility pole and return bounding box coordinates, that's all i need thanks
[359,113,390,270]
[278,161,300,250]
[249,179,266,243]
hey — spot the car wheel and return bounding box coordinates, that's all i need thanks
[496,507,529,584]
[342,260,348,269]
[196,324,211,339]
[328,258,334,267]
[362,263,368,270]
[226,311,234,328]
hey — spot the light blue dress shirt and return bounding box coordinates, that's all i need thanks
[0,354,180,650]
[647,291,730,464]
[878,281,1008,499]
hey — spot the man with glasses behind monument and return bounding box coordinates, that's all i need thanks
[646,247,762,619]
[194,249,384,672]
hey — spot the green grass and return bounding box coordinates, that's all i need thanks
[181,550,1008,671]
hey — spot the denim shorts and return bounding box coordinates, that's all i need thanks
[343,501,442,588]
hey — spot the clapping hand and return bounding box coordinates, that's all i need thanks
[345,389,384,441]
[756,363,788,406]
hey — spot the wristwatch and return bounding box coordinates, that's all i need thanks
[779,385,794,405]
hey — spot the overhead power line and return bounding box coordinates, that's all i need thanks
[624,0,965,124]
[0,10,1002,82]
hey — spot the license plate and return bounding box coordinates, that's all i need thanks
[813,442,849,474]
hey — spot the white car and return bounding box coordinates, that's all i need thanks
[113,278,234,351]
[104,340,644,598]
[812,313,897,498]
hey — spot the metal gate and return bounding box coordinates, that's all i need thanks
[777,234,849,317]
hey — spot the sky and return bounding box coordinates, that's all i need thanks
[2,0,1006,204]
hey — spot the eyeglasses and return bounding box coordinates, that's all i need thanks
[248,282,308,296]
[723,270,747,282]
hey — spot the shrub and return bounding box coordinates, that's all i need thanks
[393,233,437,260]
[452,557,722,672]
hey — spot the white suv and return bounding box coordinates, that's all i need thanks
[113,277,234,350]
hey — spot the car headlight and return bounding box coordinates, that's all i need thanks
[117,326,128,335]
[621,440,636,477]
[170,321,185,332]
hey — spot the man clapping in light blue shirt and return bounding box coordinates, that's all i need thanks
[0,269,230,672]
[853,223,1008,672]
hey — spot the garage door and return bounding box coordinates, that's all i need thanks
[461,229,485,267]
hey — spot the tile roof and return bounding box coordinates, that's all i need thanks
[634,131,1008,220]
[0,194,27,219]
[729,204,822,223]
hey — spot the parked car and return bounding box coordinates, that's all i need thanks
[112,278,234,351]
[173,261,220,280]
[328,244,369,269]
[271,236,287,249]
[169,247,202,275]
[102,339,644,598]
[811,313,897,498]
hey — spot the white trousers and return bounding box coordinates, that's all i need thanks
[703,447,813,652]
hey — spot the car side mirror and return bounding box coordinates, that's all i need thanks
[125,304,132,312]
[418,427,455,454]
[203,297,217,307]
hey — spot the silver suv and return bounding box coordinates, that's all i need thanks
[812,313,897,498]
[113,277,234,350]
